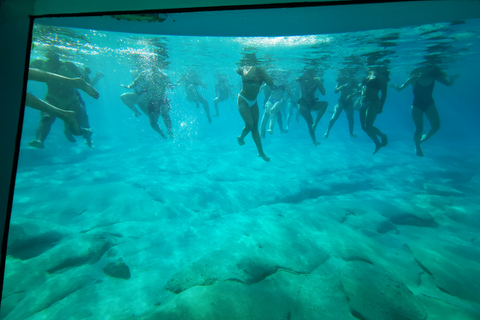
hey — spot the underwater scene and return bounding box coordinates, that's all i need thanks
[2,11,480,320]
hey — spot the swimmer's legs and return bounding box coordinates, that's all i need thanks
[299,106,320,146]
[345,104,357,138]
[29,114,56,148]
[420,104,440,143]
[362,106,384,154]
[160,106,174,138]
[121,93,142,117]
[213,97,220,117]
[411,106,425,157]
[324,104,342,138]
[312,101,328,132]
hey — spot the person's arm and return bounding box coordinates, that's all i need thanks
[28,68,99,99]
[391,76,414,91]
[436,74,460,87]
[90,71,104,87]
[261,68,274,87]
[316,78,326,96]
[334,83,347,94]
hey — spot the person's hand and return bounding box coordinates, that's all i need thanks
[121,84,130,89]
[96,72,105,79]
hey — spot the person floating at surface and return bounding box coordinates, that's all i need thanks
[28,52,97,149]
[236,52,274,162]
[26,68,99,138]
[296,68,328,146]
[359,66,390,154]
[213,74,234,117]
[177,69,212,123]
[392,65,459,157]
[324,74,361,139]
[121,66,174,138]
[260,74,290,137]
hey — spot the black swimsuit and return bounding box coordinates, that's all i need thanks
[413,81,435,112]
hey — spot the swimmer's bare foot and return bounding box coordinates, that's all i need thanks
[373,144,383,154]
[280,129,287,134]
[266,129,273,135]
[62,110,80,135]
[350,133,357,138]
[237,136,245,146]
[73,78,99,99]
[420,134,427,143]
[28,140,44,149]
[208,116,212,123]
[312,123,318,131]
[324,132,329,139]
[258,153,270,162]
[313,141,321,147]
[415,144,424,157]
[381,134,388,147]
[82,129,94,149]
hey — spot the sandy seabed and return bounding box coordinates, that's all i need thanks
[2,123,480,320]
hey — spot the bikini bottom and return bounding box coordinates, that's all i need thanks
[238,93,257,108]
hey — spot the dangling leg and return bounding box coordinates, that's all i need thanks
[147,101,166,139]
[237,95,252,146]
[364,106,383,154]
[299,104,320,146]
[325,104,342,138]
[411,106,424,157]
[312,101,328,131]
[421,104,440,143]
[251,103,269,162]
[160,103,174,138]
[29,113,56,148]
[345,103,356,138]
[260,101,272,138]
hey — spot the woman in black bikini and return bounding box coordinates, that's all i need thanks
[359,67,389,154]
[236,53,274,162]
[392,65,459,156]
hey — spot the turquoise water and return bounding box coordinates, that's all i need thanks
[2,14,480,320]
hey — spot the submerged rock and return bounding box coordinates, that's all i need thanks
[103,259,131,280]
[341,261,427,320]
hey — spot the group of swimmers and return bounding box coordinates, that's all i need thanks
[26,51,458,162]
[236,53,458,162]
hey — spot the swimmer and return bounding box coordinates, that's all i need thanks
[26,68,100,137]
[121,66,174,139]
[392,65,459,157]
[177,69,211,123]
[324,72,361,139]
[359,67,390,154]
[260,72,290,137]
[29,52,96,149]
[213,74,234,117]
[296,68,328,146]
[236,52,274,162]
